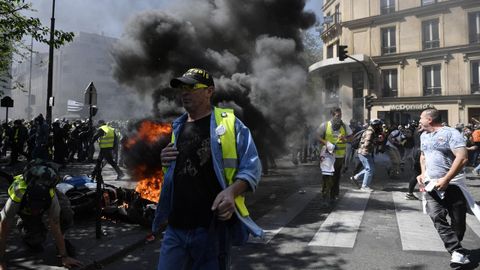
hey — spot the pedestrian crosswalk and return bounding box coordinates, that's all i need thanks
[249,188,480,253]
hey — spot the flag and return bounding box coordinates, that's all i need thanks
[67,99,84,112]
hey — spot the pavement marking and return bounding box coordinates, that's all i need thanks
[392,192,445,251]
[466,214,480,238]
[308,190,371,248]
[249,187,320,244]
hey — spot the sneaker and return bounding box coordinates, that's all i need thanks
[360,186,374,192]
[405,193,419,200]
[350,176,360,188]
[450,251,470,266]
[473,170,480,176]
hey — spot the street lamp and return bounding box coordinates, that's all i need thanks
[27,34,33,120]
[46,0,56,124]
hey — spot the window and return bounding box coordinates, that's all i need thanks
[422,0,437,6]
[422,19,440,49]
[381,27,396,55]
[325,76,339,100]
[382,69,398,97]
[327,44,334,59]
[423,64,441,96]
[469,12,480,44]
[381,0,395,15]
[472,61,480,94]
[334,4,341,24]
[352,72,364,98]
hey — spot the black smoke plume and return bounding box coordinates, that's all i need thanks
[112,0,319,166]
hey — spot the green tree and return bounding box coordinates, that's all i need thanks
[0,0,74,76]
[300,28,323,66]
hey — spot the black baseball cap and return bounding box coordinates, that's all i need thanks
[170,68,214,89]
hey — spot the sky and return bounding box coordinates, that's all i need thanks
[28,0,323,50]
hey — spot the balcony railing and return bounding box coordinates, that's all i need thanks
[470,33,480,44]
[472,84,480,94]
[382,88,398,97]
[423,86,441,96]
[381,6,395,15]
[382,46,396,55]
[423,40,440,50]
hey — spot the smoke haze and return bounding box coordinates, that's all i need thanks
[111,0,323,158]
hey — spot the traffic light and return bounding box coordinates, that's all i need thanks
[338,45,348,61]
[365,95,375,109]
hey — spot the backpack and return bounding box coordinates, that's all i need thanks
[351,129,366,150]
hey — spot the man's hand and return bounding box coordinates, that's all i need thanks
[61,256,83,268]
[0,261,6,270]
[416,174,425,191]
[435,177,450,191]
[211,187,235,221]
[160,143,179,166]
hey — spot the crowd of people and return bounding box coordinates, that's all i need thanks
[0,114,129,170]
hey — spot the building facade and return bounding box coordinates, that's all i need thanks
[309,0,480,126]
[12,32,137,121]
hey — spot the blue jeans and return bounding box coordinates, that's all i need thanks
[157,224,231,270]
[355,153,375,188]
[474,163,480,174]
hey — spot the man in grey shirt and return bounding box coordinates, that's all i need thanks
[417,108,470,267]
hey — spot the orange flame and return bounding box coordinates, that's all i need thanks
[135,170,163,203]
[125,120,172,149]
[126,121,171,203]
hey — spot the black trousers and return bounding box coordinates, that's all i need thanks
[95,148,122,176]
[426,184,467,254]
[322,157,344,199]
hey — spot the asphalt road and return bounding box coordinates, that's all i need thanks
[101,155,480,270]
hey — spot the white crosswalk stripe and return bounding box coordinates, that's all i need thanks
[308,190,371,248]
[249,187,320,244]
[251,188,480,253]
[392,191,445,251]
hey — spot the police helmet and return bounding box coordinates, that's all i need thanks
[370,119,384,127]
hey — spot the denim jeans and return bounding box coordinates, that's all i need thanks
[157,224,231,270]
[474,163,480,174]
[355,153,375,188]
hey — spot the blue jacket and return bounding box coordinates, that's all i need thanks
[152,110,264,243]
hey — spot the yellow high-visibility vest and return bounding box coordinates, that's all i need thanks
[99,125,115,149]
[166,107,250,217]
[325,121,347,157]
[8,175,55,203]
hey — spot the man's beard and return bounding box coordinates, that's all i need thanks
[331,118,343,130]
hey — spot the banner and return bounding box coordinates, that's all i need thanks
[67,99,84,112]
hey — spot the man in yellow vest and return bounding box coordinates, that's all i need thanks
[154,68,263,270]
[91,120,124,180]
[0,161,82,269]
[316,107,353,204]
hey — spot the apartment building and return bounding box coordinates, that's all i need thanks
[309,0,480,125]
[12,32,134,121]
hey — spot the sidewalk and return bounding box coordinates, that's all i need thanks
[0,160,152,270]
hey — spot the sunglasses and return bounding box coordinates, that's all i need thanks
[178,83,209,91]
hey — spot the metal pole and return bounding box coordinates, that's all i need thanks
[5,108,8,123]
[95,169,103,239]
[89,92,93,128]
[346,55,374,122]
[46,0,56,124]
[28,35,33,120]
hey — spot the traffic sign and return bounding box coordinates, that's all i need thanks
[1,96,13,108]
[84,82,97,106]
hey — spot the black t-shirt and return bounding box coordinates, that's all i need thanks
[169,114,222,229]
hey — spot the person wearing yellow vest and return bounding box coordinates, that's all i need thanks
[91,120,124,180]
[153,68,263,270]
[316,107,353,204]
[0,161,82,269]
